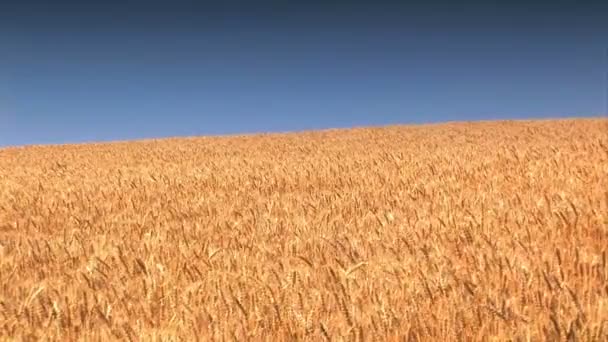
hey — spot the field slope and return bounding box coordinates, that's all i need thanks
[0,118,607,340]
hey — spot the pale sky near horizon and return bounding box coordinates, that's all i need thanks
[1,0,607,147]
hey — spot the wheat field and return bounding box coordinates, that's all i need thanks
[0,118,607,341]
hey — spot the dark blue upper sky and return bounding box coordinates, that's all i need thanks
[1,0,607,147]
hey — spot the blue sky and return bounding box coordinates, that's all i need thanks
[0,1,606,147]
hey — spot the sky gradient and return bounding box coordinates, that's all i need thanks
[1,0,607,147]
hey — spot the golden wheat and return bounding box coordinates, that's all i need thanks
[0,118,607,341]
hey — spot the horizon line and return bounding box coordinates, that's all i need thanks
[1,114,606,150]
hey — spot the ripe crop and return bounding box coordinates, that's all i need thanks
[0,118,607,340]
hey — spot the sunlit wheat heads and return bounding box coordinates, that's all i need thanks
[0,118,607,340]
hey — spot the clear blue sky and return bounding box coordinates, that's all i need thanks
[1,1,606,147]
